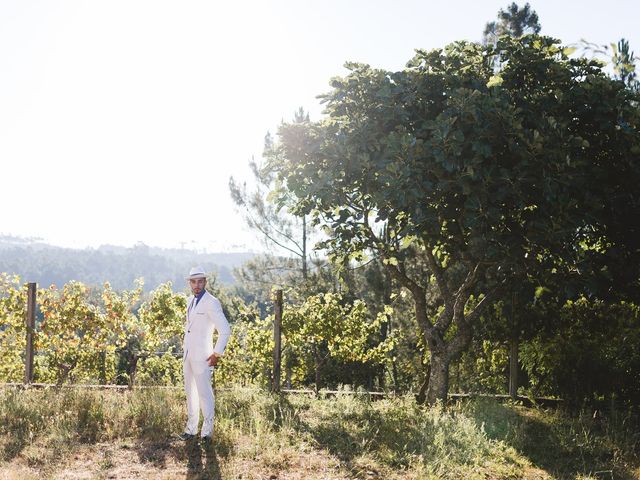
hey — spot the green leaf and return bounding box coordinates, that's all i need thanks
[400,236,416,250]
[486,75,503,88]
[534,286,550,298]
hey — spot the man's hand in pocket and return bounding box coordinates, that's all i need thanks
[206,353,221,367]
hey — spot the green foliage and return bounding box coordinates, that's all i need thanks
[213,291,396,391]
[216,301,272,387]
[520,299,640,404]
[0,276,189,386]
[285,293,393,364]
[37,281,128,384]
[135,350,183,386]
[0,274,26,382]
[3,265,639,411]
[135,281,185,357]
[282,292,395,390]
[454,340,510,394]
[110,281,186,386]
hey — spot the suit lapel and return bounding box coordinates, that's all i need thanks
[190,291,209,318]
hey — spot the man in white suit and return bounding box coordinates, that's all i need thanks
[178,266,231,442]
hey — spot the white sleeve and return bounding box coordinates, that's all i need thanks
[211,297,231,355]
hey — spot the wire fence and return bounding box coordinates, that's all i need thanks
[9,283,566,406]
[0,382,564,406]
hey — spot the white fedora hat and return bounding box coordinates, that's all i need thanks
[186,266,207,280]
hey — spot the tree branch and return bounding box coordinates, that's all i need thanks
[436,262,481,333]
[251,204,305,252]
[424,247,452,304]
[244,208,305,257]
[466,286,501,325]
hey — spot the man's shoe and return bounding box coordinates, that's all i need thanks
[177,432,196,441]
[201,435,212,443]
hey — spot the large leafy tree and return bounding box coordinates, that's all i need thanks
[269,36,640,404]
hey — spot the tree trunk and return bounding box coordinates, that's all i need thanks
[99,350,107,385]
[128,354,139,389]
[314,363,321,395]
[425,352,450,405]
[415,363,431,405]
[379,309,389,391]
[314,347,323,395]
[285,366,292,389]
[385,256,493,406]
[509,337,519,399]
[57,362,74,387]
[302,215,307,280]
[392,361,399,392]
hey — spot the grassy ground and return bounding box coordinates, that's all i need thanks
[0,386,638,479]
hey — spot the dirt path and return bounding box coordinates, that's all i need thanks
[0,438,354,480]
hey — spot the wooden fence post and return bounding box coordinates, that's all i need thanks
[272,289,283,393]
[24,282,37,385]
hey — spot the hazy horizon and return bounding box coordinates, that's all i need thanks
[0,233,262,254]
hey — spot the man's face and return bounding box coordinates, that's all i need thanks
[189,277,206,295]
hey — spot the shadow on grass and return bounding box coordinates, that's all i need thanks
[467,399,637,480]
[180,438,223,480]
[1,435,30,462]
[135,440,172,469]
[262,394,306,432]
[130,436,224,480]
[293,399,426,470]
[307,423,361,460]
[291,396,639,478]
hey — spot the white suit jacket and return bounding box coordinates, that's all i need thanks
[183,290,231,360]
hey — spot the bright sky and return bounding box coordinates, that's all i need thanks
[1,0,638,252]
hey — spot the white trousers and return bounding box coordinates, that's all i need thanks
[183,355,215,437]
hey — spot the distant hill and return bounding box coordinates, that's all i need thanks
[0,235,255,291]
